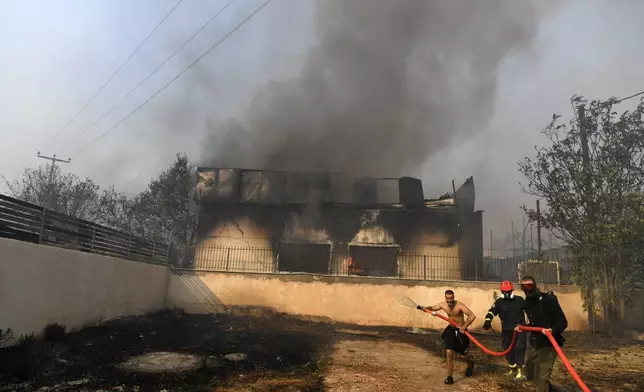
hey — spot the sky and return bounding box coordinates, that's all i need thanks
[1,0,643,249]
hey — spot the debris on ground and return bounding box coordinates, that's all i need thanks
[224,353,248,362]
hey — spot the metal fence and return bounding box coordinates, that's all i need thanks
[0,192,573,284]
[0,194,169,264]
[186,244,574,285]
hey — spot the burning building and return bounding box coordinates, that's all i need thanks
[193,168,482,280]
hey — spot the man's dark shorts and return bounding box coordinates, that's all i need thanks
[442,325,470,355]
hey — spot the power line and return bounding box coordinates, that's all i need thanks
[73,0,273,157]
[68,0,238,146]
[44,0,185,148]
[615,89,644,103]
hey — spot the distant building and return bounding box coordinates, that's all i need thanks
[483,244,573,285]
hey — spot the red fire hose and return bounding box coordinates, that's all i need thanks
[423,309,591,392]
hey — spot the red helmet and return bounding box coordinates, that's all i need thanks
[500,280,514,292]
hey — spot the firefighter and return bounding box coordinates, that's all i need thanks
[519,276,568,392]
[483,280,527,380]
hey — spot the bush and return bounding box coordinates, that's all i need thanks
[43,323,66,342]
[18,332,36,347]
[0,328,14,347]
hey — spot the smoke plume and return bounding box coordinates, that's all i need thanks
[202,0,547,177]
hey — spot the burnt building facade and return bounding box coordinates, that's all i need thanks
[193,168,483,280]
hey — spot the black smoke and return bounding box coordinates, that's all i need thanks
[202,0,547,177]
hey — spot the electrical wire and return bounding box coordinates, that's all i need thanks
[69,0,238,145]
[72,0,273,157]
[615,89,644,103]
[44,0,185,148]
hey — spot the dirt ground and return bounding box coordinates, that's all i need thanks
[0,310,642,391]
[324,335,474,391]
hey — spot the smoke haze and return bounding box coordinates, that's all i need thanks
[3,0,644,243]
[202,0,550,177]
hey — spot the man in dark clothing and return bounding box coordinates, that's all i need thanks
[483,280,527,380]
[519,276,568,392]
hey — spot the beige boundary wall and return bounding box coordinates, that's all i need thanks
[0,238,170,338]
[167,271,589,331]
[0,236,591,338]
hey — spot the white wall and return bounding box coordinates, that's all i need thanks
[0,238,170,339]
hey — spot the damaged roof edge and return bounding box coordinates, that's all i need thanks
[454,176,475,212]
[195,167,474,209]
[423,176,475,211]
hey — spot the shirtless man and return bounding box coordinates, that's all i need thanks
[418,289,476,385]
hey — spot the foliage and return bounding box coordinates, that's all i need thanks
[2,164,102,221]
[0,328,14,348]
[87,154,199,264]
[0,163,137,229]
[518,95,644,323]
[42,323,66,342]
[94,186,135,230]
[2,154,199,266]
[18,332,36,347]
[129,154,199,265]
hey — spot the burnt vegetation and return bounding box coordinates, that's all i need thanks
[0,311,334,392]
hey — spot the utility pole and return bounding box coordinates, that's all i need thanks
[522,215,527,259]
[37,152,71,210]
[578,104,596,332]
[451,179,457,199]
[536,199,542,261]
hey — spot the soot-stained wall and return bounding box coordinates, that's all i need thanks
[195,203,482,280]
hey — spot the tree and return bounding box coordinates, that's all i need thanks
[95,186,136,231]
[2,154,199,266]
[2,163,102,221]
[130,154,199,265]
[519,96,644,325]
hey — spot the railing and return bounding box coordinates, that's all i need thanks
[396,252,464,280]
[192,246,274,273]
[0,194,169,264]
[184,244,574,285]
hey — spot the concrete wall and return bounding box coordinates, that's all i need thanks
[167,271,589,331]
[0,238,170,338]
[0,233,594,343]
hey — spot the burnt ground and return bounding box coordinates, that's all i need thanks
[0,310,643,392]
